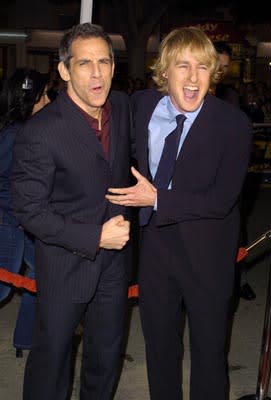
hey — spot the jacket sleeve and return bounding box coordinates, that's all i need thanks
[156,113,253,225]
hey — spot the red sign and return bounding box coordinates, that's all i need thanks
[189,21,247,43]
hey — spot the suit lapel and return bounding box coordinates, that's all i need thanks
[176,94,214,163]
[58,91,107,161]
[109,101,118,168]
[136,90,163,177]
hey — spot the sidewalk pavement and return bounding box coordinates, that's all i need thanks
[1,188,271,400]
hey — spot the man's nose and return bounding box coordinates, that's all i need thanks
[189,67,198,82]
[90,63,101,77]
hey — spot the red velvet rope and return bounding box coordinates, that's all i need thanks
[0,247,248,299]
[0,267,140,298]
[0,268,37,293]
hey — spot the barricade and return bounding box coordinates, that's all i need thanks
[237,232,271,400]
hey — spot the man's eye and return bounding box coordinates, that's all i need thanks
[99,59,111,65]
[79,61,89,66]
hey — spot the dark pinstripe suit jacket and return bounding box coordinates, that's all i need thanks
[12,90,132,302]
[132,89,253,298]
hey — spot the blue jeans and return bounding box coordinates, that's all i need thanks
[0,223,36,349]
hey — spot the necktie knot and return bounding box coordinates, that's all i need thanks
[176,113,186,129]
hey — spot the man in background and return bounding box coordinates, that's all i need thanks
[214,41,256,301]
[213,41,240,107]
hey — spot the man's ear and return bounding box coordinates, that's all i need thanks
[162,71,168,79]
[58,61,70,82]
[111,62,115,79]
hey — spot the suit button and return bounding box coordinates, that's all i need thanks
[72,251,77,255]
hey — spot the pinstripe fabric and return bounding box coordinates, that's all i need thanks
[12,90,132,302]
[132,89,253,400]
[12,90,132,400]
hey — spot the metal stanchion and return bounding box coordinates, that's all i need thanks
[238,231,271,400]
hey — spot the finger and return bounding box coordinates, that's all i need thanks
[125,221,130,231]
[117,217,128,224]
[105,194,115,201]
[107,187,131,195]
[105,195,123,203]
[119,219,130,228]
[106,194,130,202]
[113,214,124,223]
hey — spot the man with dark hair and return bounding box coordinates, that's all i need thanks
[213,41,240,107]
[12,23,131,400]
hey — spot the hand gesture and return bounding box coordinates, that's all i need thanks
[106,166,157,207]
[99,215,130,250]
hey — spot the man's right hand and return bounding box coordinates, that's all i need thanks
[99,215,130,250]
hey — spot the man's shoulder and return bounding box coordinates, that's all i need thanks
[207,93,242,115]
[21,97,63,137]
[109,90,129,105]
[205,94,252,130]
[216,83,240,107]
[131,89,163,114]
[132,88,162,102]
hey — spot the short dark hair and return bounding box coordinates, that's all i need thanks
[214,41,232,58]
[59,23,114,68]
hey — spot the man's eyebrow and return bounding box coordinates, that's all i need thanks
[75,57,112,63]
[99,56,112,61]
[175,59,188,64]
[76,58,90,63]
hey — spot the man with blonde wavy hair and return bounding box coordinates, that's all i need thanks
[106,26,252,400]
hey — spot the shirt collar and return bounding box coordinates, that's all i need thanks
[165,95,204,124]
[64,90,111,126]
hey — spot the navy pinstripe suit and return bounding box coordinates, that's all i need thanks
[12,90,132,400]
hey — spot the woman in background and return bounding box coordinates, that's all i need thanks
[0,68,50,357]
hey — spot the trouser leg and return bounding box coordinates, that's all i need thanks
[138,220,183,400]
[23,300,85,400]
[186,294,230,400]
[80,252,127,400]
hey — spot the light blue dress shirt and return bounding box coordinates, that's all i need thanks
[148,95,203,208]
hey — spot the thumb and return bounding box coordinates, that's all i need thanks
[113,214,125,224]
[131,166,144,181]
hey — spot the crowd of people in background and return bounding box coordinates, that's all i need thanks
[1,69,271,126]
[110,71,271,127]
[112,73,271,124]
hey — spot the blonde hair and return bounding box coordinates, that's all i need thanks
[152,26,220,93]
